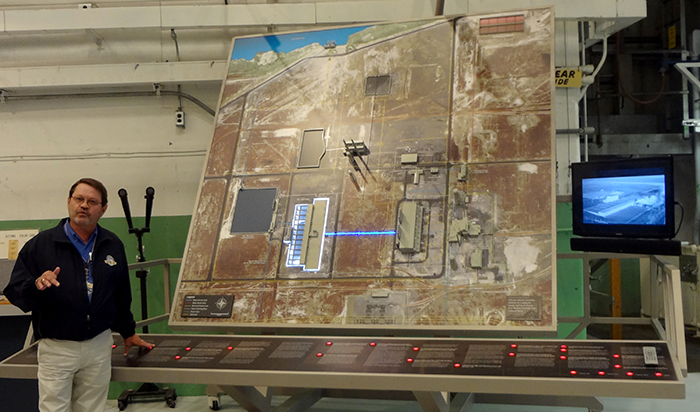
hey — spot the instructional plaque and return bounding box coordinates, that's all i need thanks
[181,295,234,318]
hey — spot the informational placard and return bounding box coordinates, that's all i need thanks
[181,295,234,318]
[0,229,38,260]
[0,229,39,302]
[4,335,680,383]
[506,296,542,321]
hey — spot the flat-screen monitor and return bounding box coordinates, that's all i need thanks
[571,156,675,239]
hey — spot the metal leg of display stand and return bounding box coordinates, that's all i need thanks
[449,393,475,412]
[557,253,688,376]
[413,391,449,412]
[214,385,272,412]
[475,394,603,411]
[207,387,605,412]
[274,389,322,412]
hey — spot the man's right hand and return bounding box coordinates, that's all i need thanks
[36,267,61,290]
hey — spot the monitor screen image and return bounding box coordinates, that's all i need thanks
[572,157,674,239]
[581,173,666,226]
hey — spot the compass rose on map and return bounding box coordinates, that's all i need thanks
[215,297,229,310]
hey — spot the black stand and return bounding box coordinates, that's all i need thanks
[118,187,154,333]
[117,187,177,410]
[570,237,682,256]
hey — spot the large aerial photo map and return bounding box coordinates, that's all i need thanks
[170,7,556,333]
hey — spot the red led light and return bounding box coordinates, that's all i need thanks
[560,348,567,352]
[560,355,567,360]
[175,355,181,360]
[598,371,606,376]
[655,372,663,377]
[614,364,621,369]
[316,353,323,357]
[613,354,620,358]
[326,341,332,346]
[626,372,634,376]
[454,363,461,368]
[185,347,191,351]
[227,346,233,350]
[112,345,117,349]
[370,342,376,347]
[560,345,568,349]
[407,358,414,363]
[570,370,577,375]
[413,347,420,352]
[510,344,517,348]
[508,352,515,357]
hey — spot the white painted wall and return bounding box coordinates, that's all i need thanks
[554,20,582,196]
[0,0,645,221]
[0,83,220,220]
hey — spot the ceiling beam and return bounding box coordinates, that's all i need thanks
[0,0,645,91]
[1,0,645,33]
[0,61,228,91]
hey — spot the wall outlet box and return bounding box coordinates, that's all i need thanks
[175,111,185,128]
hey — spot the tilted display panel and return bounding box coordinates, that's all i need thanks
[170,8,556,333]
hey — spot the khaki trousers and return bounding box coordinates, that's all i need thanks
[37,330,113,412]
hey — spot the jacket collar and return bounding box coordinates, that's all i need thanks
[53,217,107,246]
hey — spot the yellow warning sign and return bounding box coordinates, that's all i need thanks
[7,239,19,260]
[668,25,677,49]
[1,229,39,260]
[555,68,583,88]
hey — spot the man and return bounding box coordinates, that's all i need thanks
[3,178,153,412]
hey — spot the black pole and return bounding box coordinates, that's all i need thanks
[118,188,134,231]
[116,187,175,408]
[144,187,155,230]
[117,188,153,333]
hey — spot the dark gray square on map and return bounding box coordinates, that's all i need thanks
[364,75,391,96]
[230,188,278,234]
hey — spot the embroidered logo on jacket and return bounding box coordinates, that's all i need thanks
[105,255,117,266]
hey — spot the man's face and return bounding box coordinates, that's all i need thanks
[67,183,108,229]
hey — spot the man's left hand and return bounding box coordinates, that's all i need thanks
[123,334,155,356]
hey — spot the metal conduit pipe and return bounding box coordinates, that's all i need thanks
[580,21,589,162]
[434,0,445,16]
[556,127,596,135]
[2,90,216,117]
[694,123,700,245]
[690,56,700,245]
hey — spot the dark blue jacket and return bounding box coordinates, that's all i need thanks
[3,218,136,341]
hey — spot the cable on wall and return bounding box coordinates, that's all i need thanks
[0,150,207,163]
[2,90,216,117]
[170,28,186,128]
[614,32,667,105]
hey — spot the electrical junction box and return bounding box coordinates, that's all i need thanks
[175,111,185,128]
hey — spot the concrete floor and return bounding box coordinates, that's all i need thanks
[104,373,700,412]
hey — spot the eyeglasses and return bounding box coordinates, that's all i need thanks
[71,196,102,207]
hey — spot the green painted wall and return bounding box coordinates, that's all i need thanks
[2,204,594,397]
[556,202,586,340]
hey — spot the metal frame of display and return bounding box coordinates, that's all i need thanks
[557,253,687,376]
[0,334,685,412]
[0,254,686,412]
